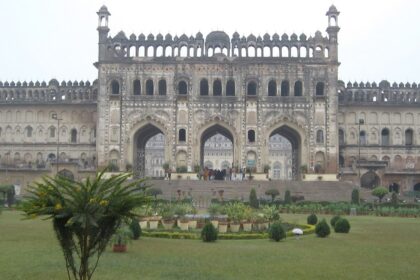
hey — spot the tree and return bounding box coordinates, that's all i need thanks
[284,190,292,204]
[23,171,149,280]
[391,191,398,206]
[249,188,259,209]
[351,188,360,205]
[372,186,389,203]
[265,188,280,203]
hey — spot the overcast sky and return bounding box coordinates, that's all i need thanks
[1,0,419,84]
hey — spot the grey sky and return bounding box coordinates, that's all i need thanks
[1,0,419,84]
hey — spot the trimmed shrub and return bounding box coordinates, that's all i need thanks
[249,188,259,209]
[372,187,389,203]
[201,222,218,242]
[351,189,360,205]
[265,189,280,202]
[146,187,163,198]
[334,218,351,233]
[315,219,330,238]
[284,190,292,204]
[268,221,286,242]
[307,213,318,225]
[129,218,141,240]
[391,192,398,206]
[330,215,341,227]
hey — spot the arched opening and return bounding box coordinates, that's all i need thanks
[248,129,255,143]
[226,80,235,96]
[178,128,186,142]
[158,79,167,95]
[26,126,33,138]
[268,80,277,96]
[316,82,325,96]
[339,155,345,167]
[133,79,141,95]
[381,128,390,145]
[339,129,345,145]
[314,151,325,174]
[200,124,234,173]
[111,80,120,95]
[134,124,165,178]
[247,81,257,96]
[294,81,303,96]
[360,171,380,189]
[389,183,400,193]
[178,81,188,95]
[405,129,413,145]
[414,183,420,192]
[360,131,366,145]
[269,125,301,180]
[213,80,222,96]
[281,80,289,96]
[200,79,209,96]
[268,134,292,180]
[316,130,324,144]
[146,79,154,95]
[70,129,77,143]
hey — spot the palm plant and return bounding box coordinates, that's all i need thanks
[22,170,149,280]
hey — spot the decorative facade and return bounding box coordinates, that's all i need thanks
[0,5,419,193]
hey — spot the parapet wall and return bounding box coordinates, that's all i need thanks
[0,79,98,104]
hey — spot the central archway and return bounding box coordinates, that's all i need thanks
[268,125,301,180]
[133,124,165,178]
[200,124,234,169]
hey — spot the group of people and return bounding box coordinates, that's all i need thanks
[199,167,248,181]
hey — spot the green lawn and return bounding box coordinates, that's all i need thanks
[1,211,419,280]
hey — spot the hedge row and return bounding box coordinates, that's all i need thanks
[141,224,315,240]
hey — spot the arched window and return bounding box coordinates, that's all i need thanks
[178,81,188,95]
[316,82,325,96]
[26,126,33,138]
[294,81,303,96]
[111,80,119,95]
[316,130,324,144]
[405,129,413,145]
[146,79,154,95]
[247,81,257,95]
[338,129,344,145]
[281,80,289,96]
[200,79,209,96]
[248,130,255,143]
[49,126,56,138]
[158,79,166,95]
[178,128,186,142]
[268,80,277,96]
[360,131,366,145]
[213,80,222,96]
[226,80,235,96]
[71,129,77,143]
[381,128,390,145]
[133,79,141,95]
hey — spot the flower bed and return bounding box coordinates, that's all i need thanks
[142,224,315,240]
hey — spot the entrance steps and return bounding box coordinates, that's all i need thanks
[149,179,365,206]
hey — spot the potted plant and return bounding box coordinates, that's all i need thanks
[135,204,152,229]
[174,203,189,231]
[208,203,221,228]
[225,202,245,233]
[242,206,253,232]
[253,212,269,231]
[262,205,280,226]
[186,204,198,230]
[159,204,175,230]
[111,226,132,253]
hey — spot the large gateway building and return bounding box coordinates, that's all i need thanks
[1,5,420,194]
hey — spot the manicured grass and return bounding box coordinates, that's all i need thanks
[1,211,419,280]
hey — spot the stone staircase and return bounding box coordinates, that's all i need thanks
[148,179,365,207]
